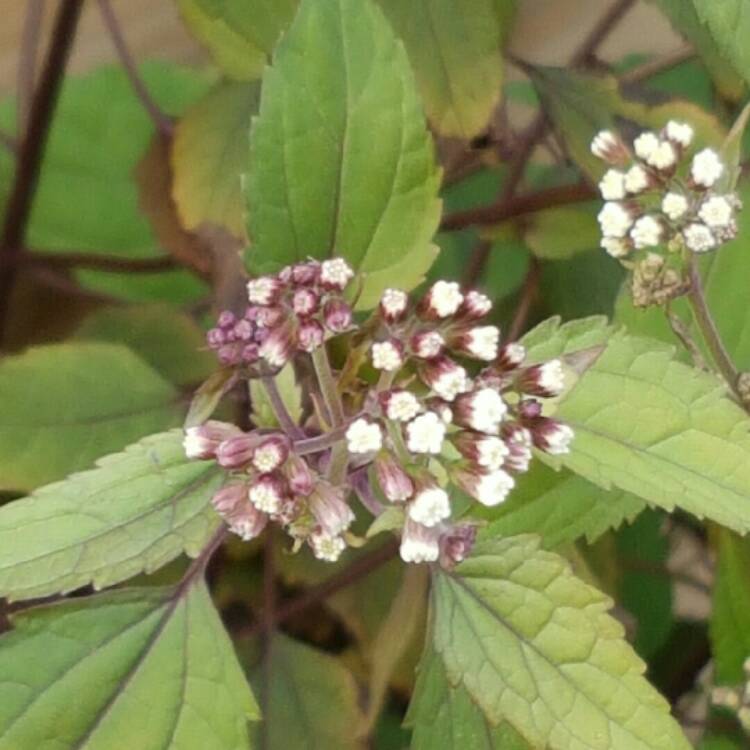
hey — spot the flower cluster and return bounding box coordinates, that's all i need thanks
[204,258,354,369]
[186,258,574,567]
[592,122,741,259]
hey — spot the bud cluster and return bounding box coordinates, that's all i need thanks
[186,259,574,567]
[711,657,750,735]
[591,122,741,262]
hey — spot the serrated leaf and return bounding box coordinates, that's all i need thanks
[0,343,185,492]
[248,364,302,428]
[75,305,214,386]
[406,642,532,749]
[550,329,750,535]
[250,634,365,749]
[177,0,298,81]
[520,315,613,364]
[718,102,750,193]
[246,0,442,309]
[0,430,223,601]
[711,528,750,685]
[172,81,260,239]
[477,463,645,549]
[186,367,239,427]
[431,536,690,750]
[0,583,257,749]
[376,0,513,138]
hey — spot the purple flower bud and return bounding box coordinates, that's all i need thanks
[323,298,353,333]
[297,318,325,353]
[292,288,320,316]
[248,473,287,513]
[529,418,575,455]
[211,482,247,515]
[184,421,241,459]
[206,327,225,348]
[252,434,290,473]
[456,290,492,320]
[439,524,477,567]
[379,288,409,323]
[453,387,507,434]
[501,422,533,473]
[420,356,470,402]
[228,500,268,540]
[216,433,258,469]
[518,399,543,421]
[517,359,565,398]
[285,455,315,496]
[242,343,260,363]
[400,518,440,563]
[255,306,284,329]
[259,321,296,368]
[247,276,283,305]
[494,342,526,372]
[590,130,630,166]
[374,453,414,502]
[233,319,255,341]
[217,345,242,366]
[217,310,236,328]
[309,481,355,536]
[452,465,514,507]
[319,258,354,291]
[448,325,500,361]
[452,431,509,471]
[418,280,464,320]
[291,261,321,286]
[411,330,445,359]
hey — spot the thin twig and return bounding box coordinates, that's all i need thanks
[96,0,173,137]
[0,0,85,347]
[260,529,276,750]
[620,46,695,86]
[17,0,46,137]
[570,0,637,68]
[665,304,708,372]
[506,258,541,342]
[261,375,304,438]
[10,249,177,273]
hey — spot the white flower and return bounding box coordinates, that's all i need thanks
[412,331,445,358]
[371,341,403,371]
[598,169,626,200]
[537,359,565,396]
[456,388,507,434]
[428,281,464,318]
[597,202,633,238]
[634,132,659,161]
[475,470,515,507]
[590,130,621,161]
[601,237,630,258]
[320,258,354,289]
[462,326,500,361]
[346,418,383,454]
[408,487,451,527]
[538,423,575,455]
[665,120,693,147]
[311,533,346,562]
[400,519,440,563]
[384,391,421,422]
[248,478,283,514]
[380,288,408,320]
[247,276,279,305]
[630,215,663,249]
[699,196,733,228]
[406,412,446,454]
[462,290,492,318]
[691,148,724,188]
[476,436,510,471]
[647,140,677,170]
[431,364,470,402]
[624,165,649,194]
[683,222,716,253]
[662,192,689,221]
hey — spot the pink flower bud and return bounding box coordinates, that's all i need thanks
[418,280,464,320]
[184,421,241,459]
[291,261,321,286]
[297,318,325,353]
[233,319,255,341]
[517,359,565,398]
[320,258,354,290]
[247,276,283,305]
[411,330,445,359]
[309,482,355,536]
[452,465,514,507]
[530,418,574,455]
[206,328,225,348]
[374,453,414,502]
[248,473,287,513]
[420,356,470,401]
[216,433,258,469]
[323,298,353,333]
[379,288,408,323]
[255,306,284,329]
[452,431,509,471]
[211,482,247,516]
[285,455,316,496]
[456,290,492,320]
[259,320,295,368]
[242,343,260,363]
[217,345,242,366]
[252,435,290,473]
[448,325,500,361]
[439,524,477,567]
[217,310,236,328]
[292,288,320,316]
[590,129,630,166]
[517,399,543,421]
[494,342,526,372]
[228,500,268,540]
[501,422,533,473]
[400,518,440,563]
[379,389,421,422]
[453,387,507,434]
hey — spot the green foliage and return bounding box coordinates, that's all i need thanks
[0,431,223,600]
[246,0,442,309]
[428,536,690,749]
[522,204,600,260]
[0,343,185,491]
[0,583,257,749]
[248,364,302,428]
[376,0,513,138]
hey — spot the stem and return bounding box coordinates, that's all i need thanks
[571,0,637,67]
[260,375,304,438]
[311,347,345,426]
[350,467,384,517]
[294,425,349,456]
[96,0,173,137]
[506,258,541,342]
[686,254,739,393]
[0,0,85,347]
[17,0,46,137]
[260,529,276,750]
[620,46,695,85]
[9,249,177,273]
[665,304,708,372]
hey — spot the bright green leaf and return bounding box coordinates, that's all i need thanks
[246,0,442,309]
[520,314,613,364]
[177,0,299,81]
[172,81,260,239]
[0,430,223,600]
[523,204,600,260]
[376,0,513,138]
[250,634,365,749]
[691,1,750,88]
[0,343,185,492]
[431,536,690,749]
[0,583,257,749]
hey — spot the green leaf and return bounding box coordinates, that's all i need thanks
[0,343,185,492]
[185,368,239,427]
[172,81,261,239]
[0,430,223,601]
[431,536,690,750]
[250,634,365,749]
[520,315,613,364]
[75,305,214,386]
[477,463,645,549]
[406,642,532,749]
[248,364,302,428]
[246,0,442,309]
[177,0,299,81]
[375,0,513,138]
[523,204,600,260]
[550,329,750,534]
[711,528,750,684]
[0,584,257,749]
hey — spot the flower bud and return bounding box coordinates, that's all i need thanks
[206,327,225,348]
[645,139,677,172]
[259,320,295,368]
[518,399,543,421]
[323,298,353,333]
[291,260,321,286]
[255,306,284,329]
[292,288,320,316]
[453,387,507,434]
[217,345,242,366]
[252,435,290,473]
[320,258,354,290]
[624,164,651,195]
[590,130,629,165]
[371,339,404,371]
[233,319,255,342]
[184,421,241,459]
[408,482,451,527]
[309,482,355,536]
[405,411,446,454]
[379,288,408,323]
[494,342,526,372]
[530,418,575,455]
[691,148,724,188]
[211,482,247,516]
[297,318,325,353]
[501,423,533,473]
[683,222,716,253]
[439,524,477,567]
[452,465,514,507]
[400,518,440,563]
[242,343,260,363]
[456,290,492,320]
[285,454,316,496]
[379,389,421,422]
[248,473,287,513]
[453,432,509,471]
[419,356,470,401]
[310,532,347,562]
[449,325,500,361]
[597,201,634,239]
[598,169,626,201]
[247,276,283,305]
[216,433,258,469]
[411,330,445,359]
[374,453,414,501]
[346,418,383,454]
[517,359,565,398]
[630,215,663,249]
[418,280,464,319]
[217,310,236,328]
[698,195,734,228]
[228,501,268,540]
[664,120,693,149]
